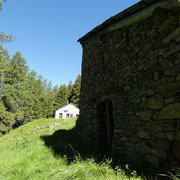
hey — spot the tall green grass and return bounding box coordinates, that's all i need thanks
[0,118,143,179]
[169,169,180,180]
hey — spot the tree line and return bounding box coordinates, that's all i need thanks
[0,45,81,136]
[0,0,81,136]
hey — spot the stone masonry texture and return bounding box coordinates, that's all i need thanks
[77,0,180,173]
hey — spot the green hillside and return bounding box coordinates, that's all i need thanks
[0,117,179,180]
[0,118,144,179]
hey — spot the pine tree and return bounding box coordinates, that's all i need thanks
[0,102,14,136]
[0,46,15,135]
[54,85,69,110]
[0,45,9,89]
[40,80,54,118]
[2,52,29,126]
[69,74,81,107]
[67,80,73,96]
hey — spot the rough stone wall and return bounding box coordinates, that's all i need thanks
[77,7,180,170]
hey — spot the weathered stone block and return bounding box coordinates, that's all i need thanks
[124,86,130,91]
[149,62,162,72]
[176,74,180,81]
[164,64,180,75]
[158,132,174,140]
[145,155,159,166]
[124,130,135,136]
[137,131,149,139]
[154,72,159,80]
[129,137,139,143]
[127,152,138,161]
[157,82,180,93]
[151,148,167,159]
[129,119,143,126]
[142,96,147,102]
[175,131,180,140]
[128,96,141,104]
[162,27,180,44]
[127,111,134,115]
[148,96,164,109]
[137,89,146,97]
[153,104,180,119]
[138,102,147,109]
[162,124,174,131]
[164,44,180,57]
[136,127,144,132]
[146,89,154,96]
[146,122,162,131]
[135,142,150,154]
[176,35,180,43]
[136,111,152,121]
[165,98,175,104]
[114,129,124,134]
[158,58,169,70]
[150,140,170,151]
[120,137,128,142]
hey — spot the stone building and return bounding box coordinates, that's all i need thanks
[77,0,180,172]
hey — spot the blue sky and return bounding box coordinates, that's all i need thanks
[1,0,139,87]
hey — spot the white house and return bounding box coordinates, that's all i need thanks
[55,103,80,119]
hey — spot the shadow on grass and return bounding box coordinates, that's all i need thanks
[40,127,108,163]
[40,127,171,180]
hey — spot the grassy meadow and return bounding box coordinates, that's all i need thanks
[0,117,179,180]
[0,117,142,180]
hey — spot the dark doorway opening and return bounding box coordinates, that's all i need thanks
[59,113,63,119]
[97,101,114,150]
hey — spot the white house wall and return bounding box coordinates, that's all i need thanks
[55,104,80,119]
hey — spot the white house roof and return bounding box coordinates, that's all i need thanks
[56,103,79,111]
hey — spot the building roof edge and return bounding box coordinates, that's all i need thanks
[78,0,179,43]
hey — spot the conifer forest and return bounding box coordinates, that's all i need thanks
[0,43,81,136]
[0,1,81,135]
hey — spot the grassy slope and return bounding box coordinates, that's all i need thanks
[0,118,142,180]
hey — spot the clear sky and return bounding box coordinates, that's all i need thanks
[1,0,139,87]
